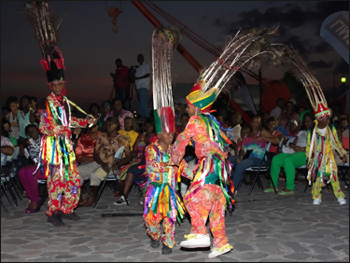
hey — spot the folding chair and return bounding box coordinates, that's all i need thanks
[236,142,278,195]
[93,146,127,208]
[338,162,349,189]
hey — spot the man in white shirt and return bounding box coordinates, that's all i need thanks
[269,98,285,118]
[135,54,151,118]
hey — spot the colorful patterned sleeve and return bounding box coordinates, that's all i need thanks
[145,144,169,182]
[172,115,200,164]
[331,125,347,156]
[71,117,89,128]
[39,113,69,136]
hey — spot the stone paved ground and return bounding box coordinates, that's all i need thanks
[1,177,349,262]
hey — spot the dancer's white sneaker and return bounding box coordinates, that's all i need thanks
[208,244,233,258]
[313,198,321,205]
[338,197,346,205]
[179,233,210,248]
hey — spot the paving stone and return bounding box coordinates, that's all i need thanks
[69,245,92,253]
[0,253,20,260]
[308,245,333,254]
[1,180,348,262]
[313,253,340,261]
[255,242,284,255]
[282,241,309,253]
[2,238,28,245]
[284,252,311,260]
[69,237,92,245]
[332,244,349,251]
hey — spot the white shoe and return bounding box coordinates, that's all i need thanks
[113,196,128,206]
[208,244,233,258]
[338,197,346,205]
[179,234,210,248]
[313,198,321,205]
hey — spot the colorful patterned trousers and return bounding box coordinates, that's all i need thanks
[184,184,229,248]
[144,211,175,248]
[311,174,346,200]
[46,162,81,216]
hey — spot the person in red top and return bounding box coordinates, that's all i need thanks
[111,58,130,109]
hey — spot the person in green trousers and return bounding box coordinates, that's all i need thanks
[265,112,314,194]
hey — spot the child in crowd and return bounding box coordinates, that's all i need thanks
[18,124,45,213]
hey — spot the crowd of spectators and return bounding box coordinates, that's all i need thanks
[1,91,349,213]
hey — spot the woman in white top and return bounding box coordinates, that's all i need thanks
[265,112,314,195]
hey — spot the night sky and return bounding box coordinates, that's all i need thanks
[1,1,349,111]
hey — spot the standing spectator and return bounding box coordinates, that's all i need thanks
[135,54,151,118]
[104,98,134,130]
[111,59,130,106]
[269,98,285,119]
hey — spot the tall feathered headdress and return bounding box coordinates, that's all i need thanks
[26,1,66,84]
[274,45,330,120]
[186,27,278,112]
[152,26,182,134]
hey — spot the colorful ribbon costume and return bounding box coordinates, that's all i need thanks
[172,27,277,255]
[277,46,347,201]
[143,26,185,250]
[26,1,92,216]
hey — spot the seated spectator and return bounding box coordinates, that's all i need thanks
[114,121,156,205]
[104,98,134,130]
[18,124,45,213]
[99,100,111,131]
[175,113,189,139]
[277,100,300,135]
[264,117,283,153]
[17,95,36,144]
[270,98,285,118]
[2,106,10,121]
[226,112,242,157]
[6,96,20,142]
[118,117,139,151]
[229,115,279,191]
[286,119,299,138]
[2,119,19,160]
[75,124,100,164]
[1,122,14,163]
[29,96,37,112]
[174,102,187,127]
[265,112,314,194]
[89,103,101,128]
[78,116,131,207]
[216,113,229,129]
